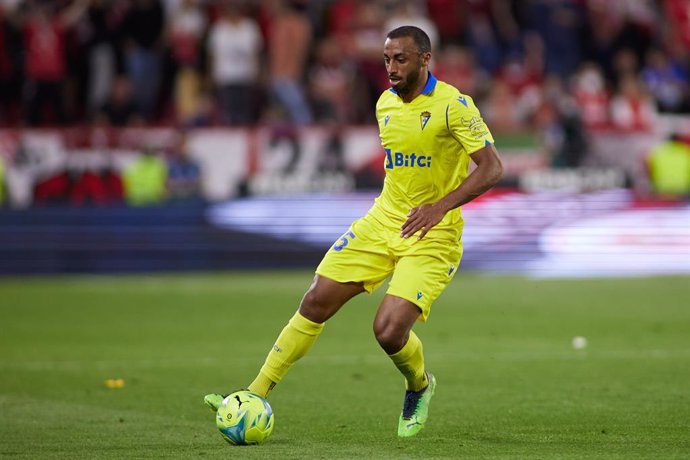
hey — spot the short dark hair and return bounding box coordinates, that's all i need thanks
[386,26,431,54]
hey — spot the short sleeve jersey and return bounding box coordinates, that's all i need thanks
[370,72,494,238]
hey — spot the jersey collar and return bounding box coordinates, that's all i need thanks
[389,71,437,96]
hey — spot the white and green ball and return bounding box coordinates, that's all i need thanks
[216,390,274,445]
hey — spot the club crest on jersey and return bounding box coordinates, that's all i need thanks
[420,111,431,130]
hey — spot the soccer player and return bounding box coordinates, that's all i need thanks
[205,25,503,438]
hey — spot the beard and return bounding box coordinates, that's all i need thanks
[393,67,422,97]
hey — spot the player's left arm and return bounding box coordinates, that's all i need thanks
[401,143,503,239]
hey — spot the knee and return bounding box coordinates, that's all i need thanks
[299,287,333,323]
[373,321,407,354]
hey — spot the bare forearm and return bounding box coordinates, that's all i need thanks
[400,145,503,240]
[437,149,503,213]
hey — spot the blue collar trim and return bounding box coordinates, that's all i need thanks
[421,72,437,95]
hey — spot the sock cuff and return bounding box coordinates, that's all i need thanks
[289,311,325,335]
[388,329,421,359]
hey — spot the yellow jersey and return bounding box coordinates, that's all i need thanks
[370,72,494,238]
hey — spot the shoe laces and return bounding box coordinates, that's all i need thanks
[401,388,424,419]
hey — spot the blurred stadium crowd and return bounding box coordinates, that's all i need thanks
[0,0,688,129]
[0,0,689,208]
[0,0,688,276]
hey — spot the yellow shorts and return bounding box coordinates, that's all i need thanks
[315,212,463,321]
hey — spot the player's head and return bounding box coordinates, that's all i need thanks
[384,26,431,97]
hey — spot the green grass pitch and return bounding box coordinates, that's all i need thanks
[1,271,688,459]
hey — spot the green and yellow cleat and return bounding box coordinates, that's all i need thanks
[203,393,226,412]
[397,372,437,438]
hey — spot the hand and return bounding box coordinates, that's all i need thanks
[401,203,446,240]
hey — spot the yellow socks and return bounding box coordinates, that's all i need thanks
[248,311,324,397]
[388,330,428,392]
[248,313,427,397]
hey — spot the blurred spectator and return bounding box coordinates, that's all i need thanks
[383,0,438,52]
[5,134,68,208]
[165,132,201,202]
[33,170,71,205]
[528,0,585,80]
[664,0,690,50]
[482,80,522,133]
[0,3,22,125]
[540,76,588,168]
[121,0,165,120]
[317,125,346,173]
[0,0,687,134]
[641,47,690,113]
[95,76,142,126]
[122,149,167,206]
[424,0,465,46]
[341,1,385,123]
[609,74,657,132]
[307,36,354,123]
[434,45,487,98]
[266,0,313,124]
[571,62,610,130]
[82,0,121,116]
[184,91,215,127]
[98,160,124,204]
[646,133,690,198]
[168,0,207,125]
[583,0,656,82]
[611,48,640,89]
[327,0,359,38]
[492,0,531,58]
[161,0,183,19]
[498,33,544,97]
[21,0,89,126]
[0,154,5,205]
[69,162,124,206]
[207,1,263,125]
[464,0,502,74]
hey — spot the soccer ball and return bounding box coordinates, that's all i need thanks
[216,390,274,445]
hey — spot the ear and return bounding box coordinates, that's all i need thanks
[421,52,431,67]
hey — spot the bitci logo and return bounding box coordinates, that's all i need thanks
[384,149,431,169]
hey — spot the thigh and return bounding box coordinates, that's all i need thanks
[315,214,394,294]
[387,238,463,322]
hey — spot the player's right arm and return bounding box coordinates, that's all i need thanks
[400,143,503,239]
[401,93,503,240]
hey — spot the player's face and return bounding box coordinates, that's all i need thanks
[383,37,430,97]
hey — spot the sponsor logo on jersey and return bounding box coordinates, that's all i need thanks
[384,149,432,169]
